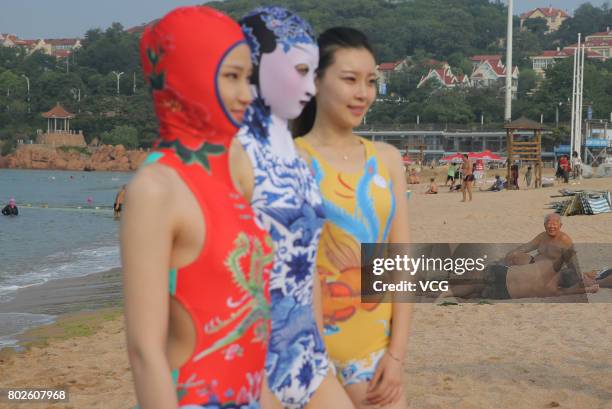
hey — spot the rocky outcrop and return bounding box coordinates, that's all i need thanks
[0,144,148,171]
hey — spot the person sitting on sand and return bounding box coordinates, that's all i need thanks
[2,197,18,216]
[479,175,504,192]
[408,168,420,184]
[425,178,438,194]
[505,213,573,266]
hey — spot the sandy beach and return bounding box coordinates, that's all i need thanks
[1,176,611,409]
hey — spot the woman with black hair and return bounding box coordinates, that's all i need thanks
[293,27,411,409]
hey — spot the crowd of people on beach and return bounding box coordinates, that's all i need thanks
[404,149,588,198]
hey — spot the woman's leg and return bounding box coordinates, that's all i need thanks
[305,370,356,409]
[260,377,284,409]
[334,349,408,409]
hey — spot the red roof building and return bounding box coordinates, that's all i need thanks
[520,7,570,19]
[417,64,472,89]
[531,29,611,76]
[520,7,570,33]
[376,58,410,84]
[470,57,518,97]
[1,34,81,58]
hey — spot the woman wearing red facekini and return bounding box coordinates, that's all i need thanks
[121,7,273,408]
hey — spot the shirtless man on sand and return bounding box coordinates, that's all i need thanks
[436,214,600,299]
[505,213,573,266]
[460,154,473,202]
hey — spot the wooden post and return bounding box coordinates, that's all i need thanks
[506,128,512,184]
[535,129,542,188]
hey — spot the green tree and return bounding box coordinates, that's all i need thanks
[517,68,538,98]
[101,125,139,148]
[554,3,612,46]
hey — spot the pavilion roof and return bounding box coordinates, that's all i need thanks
[504,117,544,130]
[42,103,74,119]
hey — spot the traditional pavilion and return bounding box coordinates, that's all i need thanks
[37,103,86,146]
[42,103,74,133]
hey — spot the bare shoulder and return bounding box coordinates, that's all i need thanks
[127,163,178,204]
[373,141,402,164]
[560,232,574,246]
[533,232,547,243]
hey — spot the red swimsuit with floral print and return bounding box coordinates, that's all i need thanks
[140,7,272,408]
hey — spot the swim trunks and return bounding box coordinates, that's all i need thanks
[481,264,510,299]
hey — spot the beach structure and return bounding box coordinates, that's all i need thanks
[504,117,543,188]
[403,138,426,165]
[584,119,611,165]
[36,103,86,147]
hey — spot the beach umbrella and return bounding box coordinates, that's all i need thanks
[439,153,463,163]
[478,150,503,162]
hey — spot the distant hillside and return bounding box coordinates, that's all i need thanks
[208,0,508,61]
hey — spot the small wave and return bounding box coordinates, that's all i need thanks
[0,312,56,350]
[0,245,120,302]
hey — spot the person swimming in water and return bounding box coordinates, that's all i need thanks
[2,197,18,216]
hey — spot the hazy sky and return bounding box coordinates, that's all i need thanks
[0,0,608,39]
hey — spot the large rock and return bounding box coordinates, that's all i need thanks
[2,144,148,172]
[127,150,148,169]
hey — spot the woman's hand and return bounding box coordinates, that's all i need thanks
[365,350,404,407]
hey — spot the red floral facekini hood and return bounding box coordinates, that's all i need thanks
[140,6,246,173]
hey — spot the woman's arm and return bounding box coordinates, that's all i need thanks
[121,165,178,409]
[367,143,413,406]
[381,144,412,361]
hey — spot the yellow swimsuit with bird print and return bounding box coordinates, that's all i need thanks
[295,137,396,371]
